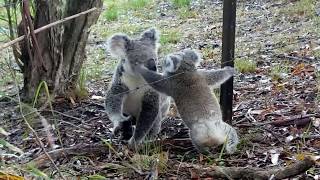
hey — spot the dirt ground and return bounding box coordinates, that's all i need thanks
[0,0,320,179]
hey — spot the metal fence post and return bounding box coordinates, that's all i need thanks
[220,0,237,124]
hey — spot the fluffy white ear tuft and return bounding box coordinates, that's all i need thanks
[182,49,202,66]
[164,55,181,73]
[107,34,131,58]
[140,28,159,45]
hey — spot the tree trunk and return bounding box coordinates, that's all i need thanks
[19,0,102,102]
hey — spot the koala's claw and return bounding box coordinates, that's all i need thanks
[128,136,144,150]
[127,138,136,149]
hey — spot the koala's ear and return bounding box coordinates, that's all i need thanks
[140,28,159,45]
[164,55,181,73]
[107,34,131,58]
[182,49,202,65]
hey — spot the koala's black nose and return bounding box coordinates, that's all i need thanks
[145,59,157,71]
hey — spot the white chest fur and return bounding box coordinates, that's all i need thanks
[121,72,145,90]
[121,71,149,117]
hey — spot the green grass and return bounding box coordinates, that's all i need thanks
[103,3,119,21]
[130,140,168,173]
[127,0,150,10]
[172,0,191,8]
[102,0,153,21]
[235,58,257,73]
[201,47,220,62]
[75,69,89,99]
[160,29,182,45]
[283,0,316,20]
[178,7,197,19]
[99,23,150,38]
[270,63,290,81]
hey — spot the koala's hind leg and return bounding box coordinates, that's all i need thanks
[189,120,239,154]
[147,115,161,138]
[128,90,160,147]
[148,96,171,138]
[221,122,239,154]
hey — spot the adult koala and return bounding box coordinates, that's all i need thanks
[105,28,170,147]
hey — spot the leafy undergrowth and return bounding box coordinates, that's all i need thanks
[1,0,320,179]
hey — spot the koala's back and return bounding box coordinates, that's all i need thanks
[171,72,221,125]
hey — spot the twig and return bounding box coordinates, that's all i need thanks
[0,7,98,50]
[236,114,314,128]
[22,0,47,71]
[31,143,108,169]
[270,115,312,127]
[53,118,90,132]
[42,109,83,122]
[259,127,284,145]
[245,108,257,122]
[181,156,315,179]
[277,54,315,62]
[32,143,146,176]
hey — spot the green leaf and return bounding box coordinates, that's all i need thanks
[87,174,107,180]
[0,139,23,155]
[0,127,9,136]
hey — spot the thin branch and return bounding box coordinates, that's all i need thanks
[31,143,108,169]
[22,0,47,71]
[0,7,99,50]
[181,156,315,179]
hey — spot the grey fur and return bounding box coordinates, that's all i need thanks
[198,66,236,88]
[105,28,170,147]
[136,49,239,154]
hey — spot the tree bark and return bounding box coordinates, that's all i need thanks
[18,0,102,102]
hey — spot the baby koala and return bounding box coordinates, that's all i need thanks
[135,49,239,154]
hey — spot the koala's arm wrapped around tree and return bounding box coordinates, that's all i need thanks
[198,66,235,89]
[136,66,171,95]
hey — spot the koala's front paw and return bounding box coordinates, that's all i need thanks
[223,66,236,75]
